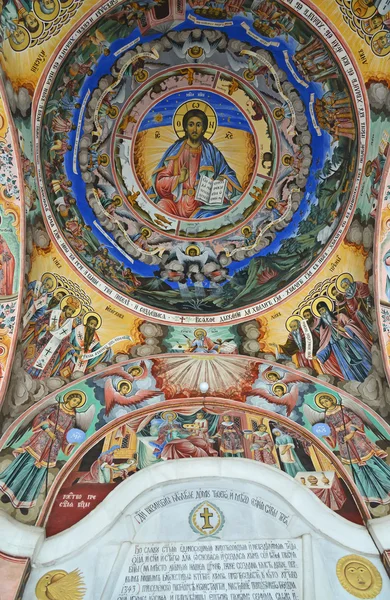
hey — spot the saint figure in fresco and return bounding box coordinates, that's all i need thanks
[372,31,390,56]
[271,316,320,374]
[0,234,15,296]
[24,276,66,330]
[337,275,373,341]
[78,445,136,484]
[24,295,81,379]
[193,411,209,441]
[149,108,242,218]
[35,0,59,18]
[251,424,277,466]
[304,394,390,505]
[186,328,221,354]
[149,412,217,459]
[352,0,376,19]
[0,391,94,514]
[272,429,305,477]
[313,299,372,382]
[71,312,112,374]
[214,415,244,457]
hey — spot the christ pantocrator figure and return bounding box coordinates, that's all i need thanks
[149,108,242,219]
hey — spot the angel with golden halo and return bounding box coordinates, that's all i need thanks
[98,360,148,384]
[104,378,161,417]
[259,365,306,387]
[246,380,299,417]
[0,391,94,515]
[304,392,390,505]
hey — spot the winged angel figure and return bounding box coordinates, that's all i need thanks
[168,30,224,63]
[246,383,299,417]
[304,392,390,505]
[245,367,304,416]
[226,48,269,88]
[102,362,161,416]
[0,391,95,514]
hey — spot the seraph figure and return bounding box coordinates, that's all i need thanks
[246,382,299,417]
[104,378,160,416]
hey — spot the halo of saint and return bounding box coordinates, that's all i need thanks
[173,100,217,140]
[33,0,60,22]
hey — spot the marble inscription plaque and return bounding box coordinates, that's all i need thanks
[111,539,302,600]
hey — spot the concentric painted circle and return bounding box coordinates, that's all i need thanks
[35,0,367,324]
[112,69,276,238]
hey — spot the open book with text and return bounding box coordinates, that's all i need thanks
[195,175,227,206]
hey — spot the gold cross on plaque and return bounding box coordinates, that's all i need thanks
[200,507,213,529]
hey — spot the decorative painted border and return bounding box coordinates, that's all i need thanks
[0,79,26,408]
[374,153,390,386]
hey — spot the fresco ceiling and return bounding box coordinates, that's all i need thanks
[1,0,390,587]
[33,0,367,321]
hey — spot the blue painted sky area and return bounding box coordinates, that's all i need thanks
[138,90,252,134]
[60,10,345,285]
[63,25,170,278]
